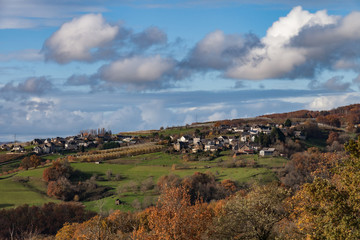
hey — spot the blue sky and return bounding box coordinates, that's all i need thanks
[1,0,360,142]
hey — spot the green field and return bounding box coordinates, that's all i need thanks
[0,169,59,208]
[0,151,287,212]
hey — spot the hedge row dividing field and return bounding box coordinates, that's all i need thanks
[75,142,164,162]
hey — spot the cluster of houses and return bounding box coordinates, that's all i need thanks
[1,122,307,157]
[0,144,25,153]
[31,134,139,155]
[173,125,285,156]
[0,134,138,155]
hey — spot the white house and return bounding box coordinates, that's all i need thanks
[259,148,275,156]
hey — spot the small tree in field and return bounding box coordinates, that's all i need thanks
[43,159,73,182]
[30,155,41,168]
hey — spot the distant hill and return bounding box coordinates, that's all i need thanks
[260,103,360,128]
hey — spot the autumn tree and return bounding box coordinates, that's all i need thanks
[47,177,75,201]
[345,135,360,159]
[289,138,360,239]
[290,158,360,239]
[65,215,114,240]
[29,154,41,168]
[21,156,32,170]
[326,131,339,145]
[182,172,228,204]
[213,183,289,240]
[281,149,342,190]
[133,186,214,239]
[157,173,182,191]
[43,159,73,182]
[0,202,94,239]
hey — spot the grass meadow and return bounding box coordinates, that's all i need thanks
[0,151,287,212]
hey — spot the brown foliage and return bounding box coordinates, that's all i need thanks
[182,172,228,204]
[157,173,182,191]
[0,202,95,239]
[158,172,236,204]
[326,131,339,145]
[281,149,344,189]
[220,179,238,194]
[43,159,73,182]
[56,210,138,239]
[47,177,74,201]
[30,154,41,168]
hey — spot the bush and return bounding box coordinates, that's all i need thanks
[140,177,155,192]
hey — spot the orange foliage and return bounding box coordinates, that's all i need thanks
[55,222,79,240]
[133,186,214,239]
[220,179,237,194]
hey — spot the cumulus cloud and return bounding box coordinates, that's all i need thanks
[307,92,360,110]
[131,26,167,50]
[99,55,175,88]
[227,6,339,80]
[42,13,172,64]
[43,14,119,63]
[183,30,260,70]
[0,77,53,100]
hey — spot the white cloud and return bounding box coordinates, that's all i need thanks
[307,92,360,110]
[185,30,249,70]
[207,111,227,121]
[0,77,54,100]
[43,14,119,63]
[227,6,338,80]
[100,55,174,84]
[131,26,168,49]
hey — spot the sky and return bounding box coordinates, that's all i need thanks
[1,0,360,142]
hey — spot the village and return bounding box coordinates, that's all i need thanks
[1,120,308,159]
